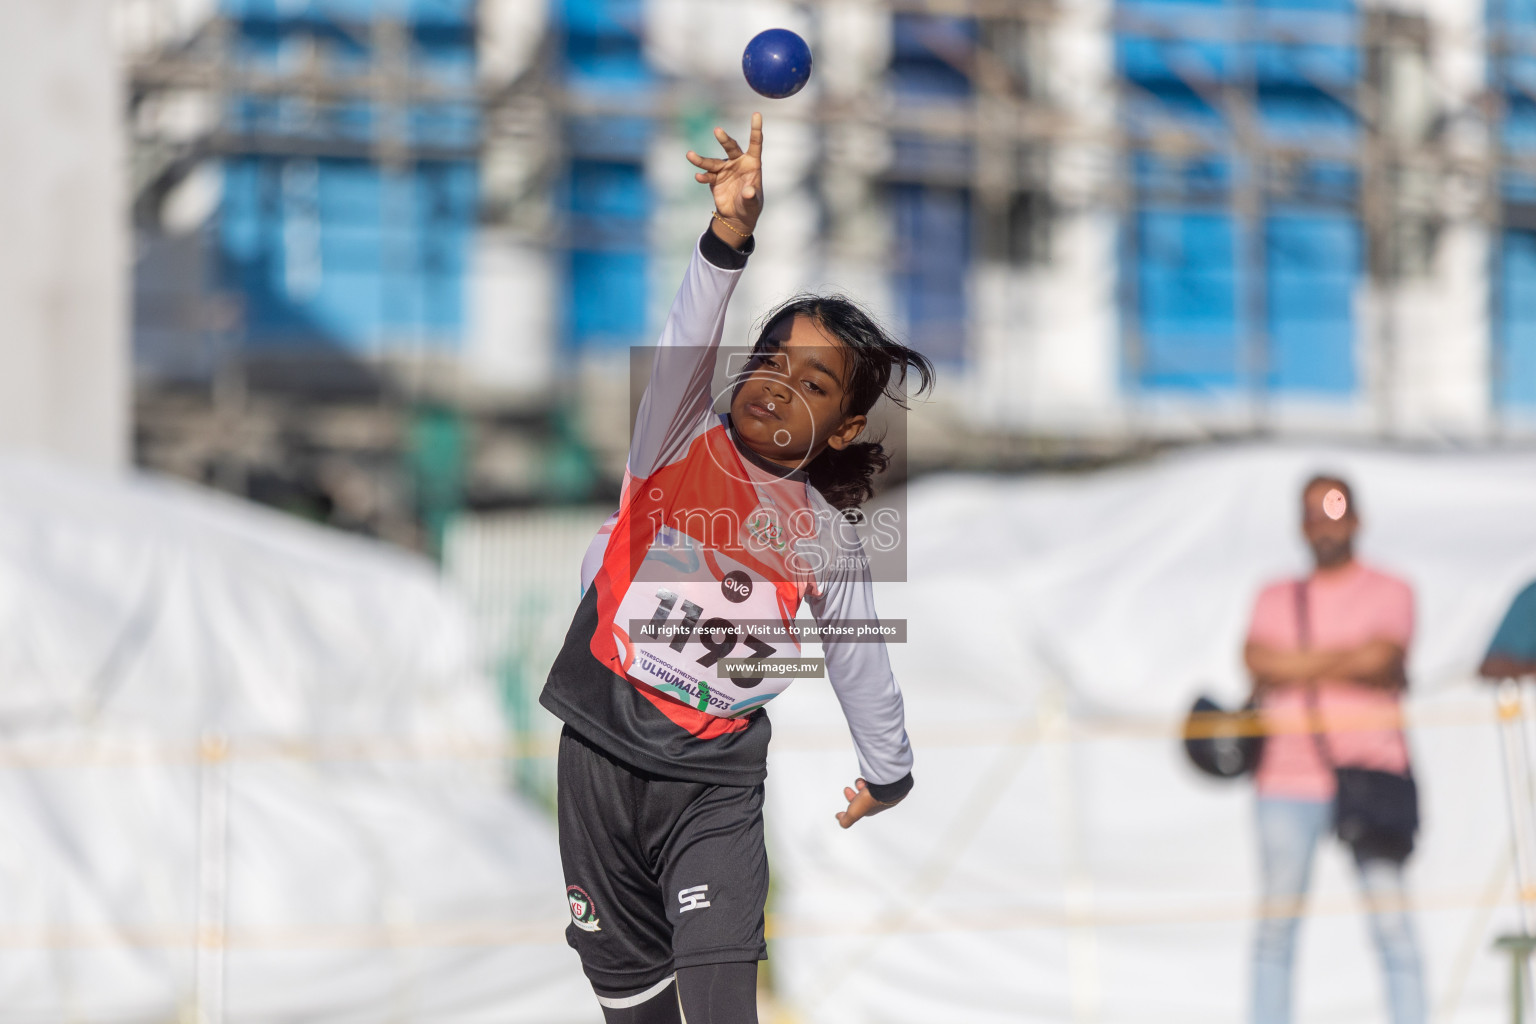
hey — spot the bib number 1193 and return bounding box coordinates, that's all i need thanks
[650,588,773,687]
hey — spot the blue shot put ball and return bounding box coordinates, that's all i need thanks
[742,28,813,99]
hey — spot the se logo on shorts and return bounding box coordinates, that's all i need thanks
[678,884,711,913]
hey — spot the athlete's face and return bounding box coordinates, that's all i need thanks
[730,315,867,470]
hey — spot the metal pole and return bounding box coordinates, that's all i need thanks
[1520,945,1527,1024]
[1498,681,1536,928]
[1360,11,1395,438]
[1232,0,1269,432]
[1489,11,1509,440]
[1498,934,1536,1024]
[1497,680,1536,1024]
[193,732,230,1024]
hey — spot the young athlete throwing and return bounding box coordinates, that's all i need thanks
[542,112,930,1024]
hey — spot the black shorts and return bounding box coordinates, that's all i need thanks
[557,725,769,997]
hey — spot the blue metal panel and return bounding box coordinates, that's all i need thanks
[221,0,474,20]
[1119,0,1361,399]
[214,0,477,354]
[220,155,474,350]
[319,225,386,275]
[1129,208,1359,396]
[555,0,652,350]
[569,251,648,346]
[570,160,648,221]
[1509,97,1536,151]
[1484,0,1535,408]
[891,15,975,101]
[1491,0,1536,24]
[408,0,476,25]
[1120,0,1225,9]
[886,15,973,361]
[1134,210,1243,392]
[1132,154,1231,199]
[891,184,970,364]
[1121,0,1353,9]
[1501,231,1536,407]
[1119,36,1232,85]
[1118,35,1230,148]
[566,159,649,349]
[315,160,382,223]
[422,270,462,333]
[1120,23,1358,139]
[566,115,649,162]
[888,11,975,184]
[1258,85,1356,141]
[1266,210,1358,394]
[563,36,649,85]
[1256,0,1353,11]
[1289,161,1357,205]
[1253,38,1358,86]
[558,0,649,87]
[220,159,264,257]
[312,271,385,340]
[560,0,643,35]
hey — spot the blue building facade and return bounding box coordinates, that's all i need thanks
[557,0,653,351]
[216,0,479,353]
[195,0,1536,414]
[1118,0,1362,401]
[1493,0,1536,408]
[889,14,975,365]
[550,4,975,363]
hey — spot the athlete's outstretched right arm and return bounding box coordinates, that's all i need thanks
[627,114,765,480]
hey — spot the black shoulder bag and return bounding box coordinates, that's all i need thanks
[1295,580,1419,863]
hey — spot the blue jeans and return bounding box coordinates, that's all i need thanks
[1252,797,1425,1024]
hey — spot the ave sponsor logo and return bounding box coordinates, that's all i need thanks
[677,884,711,914]
[567,885,601,932]
[721,570,753,603]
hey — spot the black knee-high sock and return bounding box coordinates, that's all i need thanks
[598,979,682,1024]
[676,962,758,1024]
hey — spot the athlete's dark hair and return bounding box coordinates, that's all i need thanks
[750,295,935,511]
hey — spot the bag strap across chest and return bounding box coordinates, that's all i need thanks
[1294,579,1339,769]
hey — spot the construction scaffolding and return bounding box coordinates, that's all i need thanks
[115,0,1536,545]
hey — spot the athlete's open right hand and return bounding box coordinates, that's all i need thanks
[835,777,899,829]
[687,112,763,243]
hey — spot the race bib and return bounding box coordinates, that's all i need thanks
[613,534,801,717]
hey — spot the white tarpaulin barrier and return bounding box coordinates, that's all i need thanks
[765,444,1536,1024]
[0,455,595,1023]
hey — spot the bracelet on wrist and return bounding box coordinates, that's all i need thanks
[712,209,752,242]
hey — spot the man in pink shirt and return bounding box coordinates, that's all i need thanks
[1243,475,1423,1024]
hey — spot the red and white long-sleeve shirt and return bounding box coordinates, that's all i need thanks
[540,229,914,798]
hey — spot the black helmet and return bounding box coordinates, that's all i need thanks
[1182,695,1263,779]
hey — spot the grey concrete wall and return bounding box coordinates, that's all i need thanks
[0,0,128,471]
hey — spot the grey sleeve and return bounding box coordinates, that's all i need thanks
[807,527,915,802]
[626,229,752,480]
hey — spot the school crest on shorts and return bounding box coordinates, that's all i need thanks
[567,885,601,932]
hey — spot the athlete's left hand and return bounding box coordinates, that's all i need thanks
[836,778,898,829]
